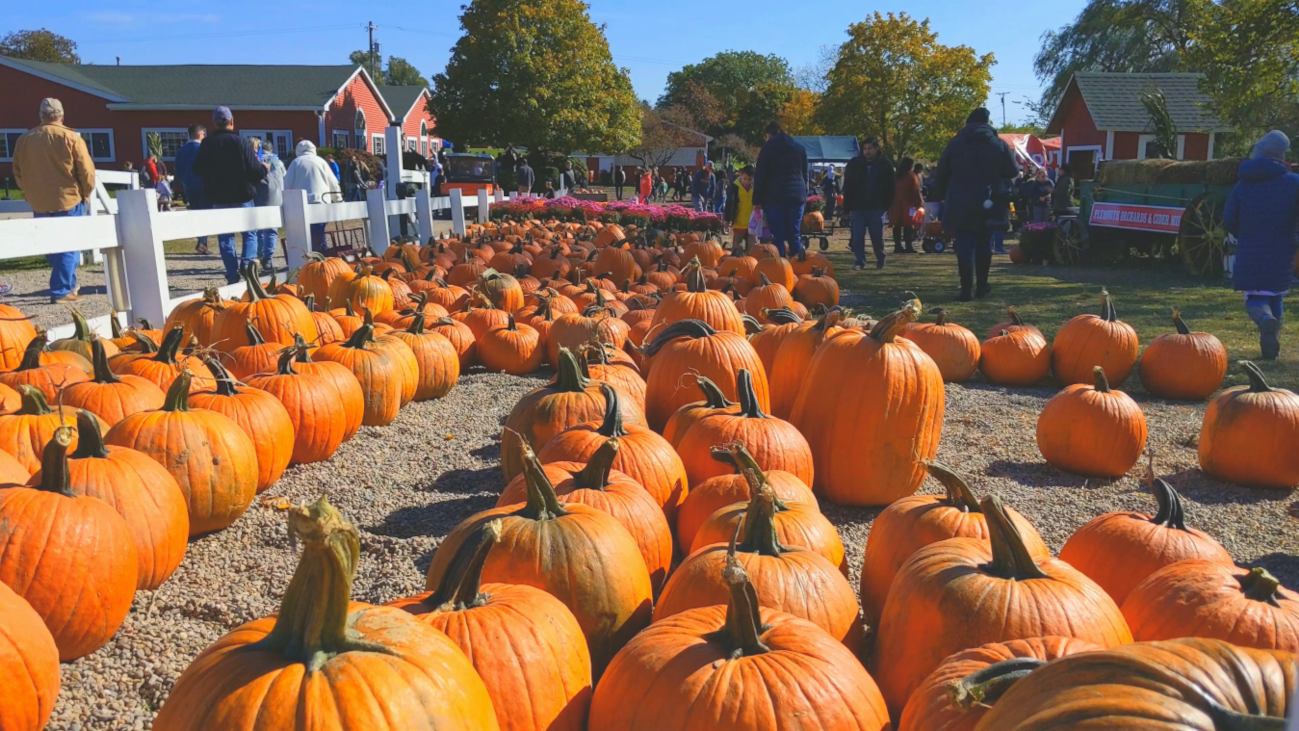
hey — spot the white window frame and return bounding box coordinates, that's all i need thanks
[371,133,385,156]
[79,128,115,162]
[354,110,367,147]
[0,129,25,162]
[240,129,293,159]
[332,130,350,150]
[1176,134,1186,160]
[141,127,189,162]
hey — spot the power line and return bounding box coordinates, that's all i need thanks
[76,23,359,45]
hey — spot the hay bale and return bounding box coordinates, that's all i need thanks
[1096,158,1239,186]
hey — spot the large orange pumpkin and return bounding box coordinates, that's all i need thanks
[1139,310,1227,400]
[210,261,319,351]
[388,312,460,400]
[747,307,804,376]
[1197,360,1299,488]
[61,338,165,428]
[245,347,355,465]
[190,358,295,492]
[985,306,1042,341]
[642,319,770,432]
[0,385,80,473]
[109,326,213,394]
[106,371,259,536]
[769,309,844,418]
[589,560,891,730]
[1052,288,1140,386]
[314,323,405,426]
[0,331,89,403]
[225,323,283,380]
[661,375,740,448]
[792,267,840,309]
[0,579,60,731]
[296,252,352,302]
[900,308,980,383]
[154,497,500,730]
[163,286,227,347]
[478,315,544,375]
[979,328,1051,387]
[0,303,38,372]
[389,519,592,731]
[0,426,138,660]
[874,495,1132,716]
[648,257,746,336]
[792,304,944,506]
[1036,365,1148,478]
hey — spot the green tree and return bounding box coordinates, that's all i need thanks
[778,89,823,135]
[348,52,428,87]
[659,51,796,144]
[0,29,79,63]
[427,0,640,155]
[815,12,994,160]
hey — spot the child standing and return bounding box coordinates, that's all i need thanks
[725,166,757,252]
[1224,130,1299,360]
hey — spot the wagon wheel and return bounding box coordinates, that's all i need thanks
[1178,194,1228,277]
[1053,218,1090,266]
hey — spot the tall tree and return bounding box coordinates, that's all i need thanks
[659,51,796,144]
[626,105,695,169]
[815,12,993,160]
[0,29,79,63]
[778,89,823,135]
[348,52,428,87]
[428,0,640,155]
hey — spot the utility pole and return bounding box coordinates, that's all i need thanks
[996,92,1010,128]
[367,22,379,81]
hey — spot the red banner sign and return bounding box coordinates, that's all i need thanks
[1089,202,1185,234]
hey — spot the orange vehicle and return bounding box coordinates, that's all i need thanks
[441,153,496,196]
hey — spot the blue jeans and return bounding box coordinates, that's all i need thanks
[850,209,885,266]
[1246,294,1285,321]
[692,194,708,212]
[713,196,725,214]
[34,201,85,298]
[993,230,1006,253]
[256,228,278,266]
[311,223,327,253]
[765,203,805,257]
[215,200,256,284]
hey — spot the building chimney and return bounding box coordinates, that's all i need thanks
[116,57,121,65]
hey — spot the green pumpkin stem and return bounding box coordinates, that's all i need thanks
[761,307,802,326]
[926,461,981,512]
[110,311,125,339]
[17,385,53,416]
[869,302,920,343]
[553,348,590,392]
[740,314,763,336]
[343,323,375,350]
[684,258,707,292]
[1171,310,1191,335]
[1240,361,1272,392]
[642,319,716,357]
[710,556,771,658]
[406,311,427,335]
[1005,307,1025,326]
[573,438,620,491]
[428,519,503,611]
[695,376,735,410]
[35,426,76,498]
[17,332,48,371]
[72,410,111,460]
[245,323,267,346]
[153,327,186,365]
[243,261,270,301]
[1092,366,1112,393]
[980,495,1050,580]
[1148,477,1190,531]
[131,331,160,354]
[517,445,569,521]
[248,496,394,669]
[1099,288,1118,322]
[89,338,121,385]
[277,344,302,375]
[947,657,1046,710]
[70,309,92,341]
[204,357,241,397]
[933,308,948,327]
[595,383,629,438]
[162,370,193,412]
[737,483,788,556]
[735,370,770,420]
[1239,567,1283,607]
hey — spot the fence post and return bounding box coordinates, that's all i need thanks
[493,188,504,204]
[365,187,389,252]
[415,188,434,244]
[477,188,490,224]
[116,189,169,325]
[450,188,466,235]
[282,189,311,272]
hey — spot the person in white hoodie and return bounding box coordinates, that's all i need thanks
[284,140,341,251]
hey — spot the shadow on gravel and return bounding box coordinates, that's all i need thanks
[470,443,500,460]
[1248,552,1299,580]
[367,493,497,539]
[1163,468,1294,506]
[985,459,1095,490]
[428,466,504,495]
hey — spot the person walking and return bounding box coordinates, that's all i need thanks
[639,167,654,204]
[888,156,923,255]
[753,122,810,257]
[193,106,266,284]
[820,167,837,221]
[1224,131,1299,360]
[1029,168,1053,223]
[284,140,341,253]
[932,107,1018,301]
[724,165,757,252]
[691,163,715,212]
[613,164,626,200]
[250,138,285,272]
[1052,163,1075,216]
[516,159,535,196]
[325,155,341,181]
[12,97,95,302]
[560,160,578,195]
[842,136,895,269]
[174,124,211,254]
[712,168,727,213]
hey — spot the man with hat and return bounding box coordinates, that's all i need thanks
[193,106,267,283]
[13,97,96,302]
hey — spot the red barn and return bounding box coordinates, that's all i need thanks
[1045,72,1232,180]
[0,57,435,179]
[380,86,439,156]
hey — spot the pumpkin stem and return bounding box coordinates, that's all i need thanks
[1171,310,1192,335]
[1238,567,1283,607]
[247,496,395,670]
[406,311,427,335]
[71,410,110,459]
[153,327,186,365]
[979,495,1050,580]
[573,438,620,491]
[735,370,770,420]
[595,383,629,438]
[342,323,374,350]
[243,261,270,302]
[947,657,1046,710]
[1240,361,1272,392]
[69,309,92,341]
[204,357,241,397]
[427,519,503,611]
[17,385,53,416]
[110,311,125,339]
[132,331,160,353]
[758,273,772,287]
[277,344,302,375]
[17,332,47,371]
[926,461,981,512]
[1202,702,1288,730]
[737,483,788,557]
[505,314,518,332]
[1099,288,1118,322]
[1006,307,1025,326]
[762,307,802,325]
[869,303,920,343]
[35,425,76,498]
[729,441,788,511]
[1148,477,1190,531]
[162,370,193,412]
[137,318,156,330]
[1092,365,1112,393]
[89,338,122,385]
[741,314,763,336]
[683,257,707,292]
[517,444,569,521]
[709,556,771,658]
[553,348,590,392]
[694,375,734,410]
[642,318,716,357]
[245,323,267,346]
[932,308,948,327]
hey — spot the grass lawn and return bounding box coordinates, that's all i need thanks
[818,236,1298,392]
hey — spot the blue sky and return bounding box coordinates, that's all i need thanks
[8,0,1085,125]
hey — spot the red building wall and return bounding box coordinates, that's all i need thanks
[323,72,388,153]
[0,64,116,179]
[111,109,318,165]
[1183,133,1210,160]
[398,93,437,153]
[1057,84,1106,152]
[1112,132,1140,160]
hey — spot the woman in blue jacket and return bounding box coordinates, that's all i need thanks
[1224,130,1299,360]
[753,121,809,256]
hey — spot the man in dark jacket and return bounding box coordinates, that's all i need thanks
[1224,130,1299,359]
[753,122,809,256]
[612,165,626,200]
[174,124,210,254]
[192,106,267,283]
[516,159,535,196]
[1052,163,1075,214]
[932,108,1018,300]
[691,164,716,212]
[842,137,896,269]
[560,161,578,194]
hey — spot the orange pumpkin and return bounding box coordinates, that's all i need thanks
[648,258,745,336]
[0,332,89,403]
[792,267,840,309]
[643,319,770,432]
[245,347,356,465]
[0,303,38,372]
[980,328,1051,387]
[61,338,165,428]
[1139,310,1227,400]
[900,308,980,383]
[109,326,213,394]
[768,309,845,419]
[314,324,405,426]
[163,287,227,347]
[1036,366,1148,478]
[211,262,319,351]
[190,358,295,492]
[388,312,460,400]
[0,386,80,473]
[1197,361,1299,488]
[0,579,60,731]
[1052,288,1140,386]
[478,315,544,375]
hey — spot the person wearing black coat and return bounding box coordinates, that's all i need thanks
[932,107,1019,300]
[516,160,535,195]
[192,106,266,284]
[613,165,626,200]
[842,137,896,269]
[752,121,809,256]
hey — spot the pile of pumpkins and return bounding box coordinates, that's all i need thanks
[1,213,1297,731]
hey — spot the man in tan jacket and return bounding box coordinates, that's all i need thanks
[13,98,96,303]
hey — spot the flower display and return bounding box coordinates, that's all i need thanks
[489,197,722,232]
